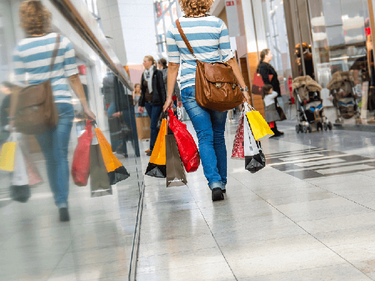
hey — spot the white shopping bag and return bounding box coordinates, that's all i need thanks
[244,114,260,157]
[11,145,28,186]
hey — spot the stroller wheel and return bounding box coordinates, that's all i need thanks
[323,123,328,131]
[302,126,308,133]
[296,125,300,133]
[317,123,323,131]
[308,125,312,133]
[328,122,333,130]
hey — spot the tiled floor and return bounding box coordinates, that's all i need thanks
[137,116,375,281]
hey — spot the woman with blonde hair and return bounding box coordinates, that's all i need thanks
[10,0,96,221]
[163,0,251,201]
[138,55,166,156]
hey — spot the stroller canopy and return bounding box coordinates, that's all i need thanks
[327,71,354,91]
[292,76,322,102]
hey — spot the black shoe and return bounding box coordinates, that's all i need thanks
[277,131,284,135]
[59,208,70,222]
[212,188,224,201]
[222,188,226,194]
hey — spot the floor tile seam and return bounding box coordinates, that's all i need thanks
[185,183,239,281]
[231,174,373,280]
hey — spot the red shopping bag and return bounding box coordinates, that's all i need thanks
[72,120,93,186]
[231,113,245,159]
[168,110,200,173]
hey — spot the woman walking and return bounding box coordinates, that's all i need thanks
[10,1,96,221]
[138,56,166,156]
[257,49,284,136]
[163,0,250,201]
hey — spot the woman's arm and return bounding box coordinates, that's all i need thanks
[226,58,251,104]
[163,62,180,112]
[68,74,96,119]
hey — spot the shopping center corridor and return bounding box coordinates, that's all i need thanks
[136,117,375,281]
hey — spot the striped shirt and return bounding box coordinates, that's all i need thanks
[166,16,234,90]
[13,32,78,104]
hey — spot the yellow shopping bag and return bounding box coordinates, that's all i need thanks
[0,141,17,171]
[246,108,274,141]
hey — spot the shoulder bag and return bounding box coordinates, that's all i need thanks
[176,19,243,112]
[15,34,60,135]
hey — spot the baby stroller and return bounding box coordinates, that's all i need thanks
[292,76,332,133]
[326,71,361,124]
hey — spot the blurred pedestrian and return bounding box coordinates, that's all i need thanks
[138,55,166,156]
[10,0,95,222]
[157,58,182,112]
[163,0,250,201]
[257,49,284,136]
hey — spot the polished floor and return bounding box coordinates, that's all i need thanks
[137,115,375,281]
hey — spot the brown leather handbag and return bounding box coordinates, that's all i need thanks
[15,34,60,135]
[176,20,243,112]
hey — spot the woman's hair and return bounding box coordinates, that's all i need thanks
[257,49,270,72]
[134,83,141,90]
[144,55,156,67]
[179,0,214,17]
[261,84,273,99]
[158,58,168,69]
[19,0,51,36]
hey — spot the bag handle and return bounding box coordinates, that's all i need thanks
[176,19,197,60]
[50,34,61,72]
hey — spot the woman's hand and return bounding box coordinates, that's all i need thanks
[163,97,173,112]
[139,106,144,114]
[177,101,182,108]
[242,91,251,104]
[83,105,96,120]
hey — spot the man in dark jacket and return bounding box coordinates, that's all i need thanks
[138,56,166,156]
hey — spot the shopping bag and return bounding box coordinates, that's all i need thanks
[245,103,274,140]
[168,110,200,173]
[251,73,273,95]
[0,137,17,171]
[244,115,266,173]
[95,128,130,185]
[19,140,42,186]
[136,116,151,140]
[90,140,112,197]
[10,145,31,203]
[145,118,167,178]
[72,120,93,186]
[231,113,245,159]
[166,134,187,187]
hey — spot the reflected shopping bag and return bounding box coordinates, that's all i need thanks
[168,110,200,173]
[245,103,274,141]
[231,113,245,159]
[95,127,130,185]
[244,114,266,173]
[72,120,93,186]
[0,136,17,171]
[145,118,167,178]
[166,133,187,187]
[19,140,43,186]
[90,139,112,197]
[10,144,31,203]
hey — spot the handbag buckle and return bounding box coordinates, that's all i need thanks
[215,83,222,89]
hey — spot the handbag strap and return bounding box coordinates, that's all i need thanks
[176,19,197,60]
[50,34,61,72]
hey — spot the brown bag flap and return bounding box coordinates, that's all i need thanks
[201,61,237,84]
[17,80,50,109]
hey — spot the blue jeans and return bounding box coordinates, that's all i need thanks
[35,103,74,208]
[181,86,227,190]
[144,102,162,151]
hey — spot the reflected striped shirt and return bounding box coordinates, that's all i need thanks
[13,32,78,103]
[166,16,234,90]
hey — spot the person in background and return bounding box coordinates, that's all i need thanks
[132,83,147,117]
[157,58,182,113]
[257,49,284,136]
[262,84,282,138]
[138,55,166,156]
[10,1,96,222]
[163,0,251,201]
